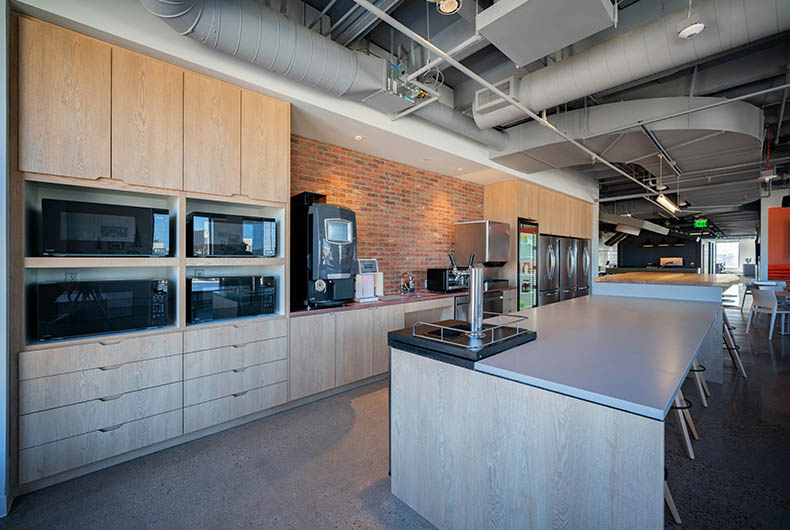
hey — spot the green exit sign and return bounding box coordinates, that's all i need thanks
[694,219,708,228]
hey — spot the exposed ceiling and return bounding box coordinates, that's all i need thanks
[296,0,789,237]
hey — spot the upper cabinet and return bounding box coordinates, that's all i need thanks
[241,90,290,202]
[18,17,111,179]
[183,72,241,196]
[112,48,183,190]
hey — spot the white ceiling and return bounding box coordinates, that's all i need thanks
[290,101,513,185]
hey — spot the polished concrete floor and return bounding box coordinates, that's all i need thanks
[1,301,789,529]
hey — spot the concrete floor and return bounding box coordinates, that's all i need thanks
[1,302,789,529]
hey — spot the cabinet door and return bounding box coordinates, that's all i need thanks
[241,90,290,202]
[335,310,373,386]
[289,313,335,400]
[538,187,555,235]
[112,48,183,189]
[184,72,240,196]
[372,304,405,375]
[18,17,110,179]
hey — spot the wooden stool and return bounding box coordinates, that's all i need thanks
[723,317,747,379]
[664,468,682,524]
[689,359,709,408]
[672,388,698,459]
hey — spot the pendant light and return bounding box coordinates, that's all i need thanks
[673,238,686,247]
[656,193,680,214]
[658,237,670,247]
[642,238,655,248]
[436,0,462,15]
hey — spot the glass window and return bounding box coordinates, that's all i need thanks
[715,241,739,270]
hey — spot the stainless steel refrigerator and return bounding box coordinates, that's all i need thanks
[538,235,560,306]
[517,219,539,310]
[576,239,591,297]
[559,237,578,301]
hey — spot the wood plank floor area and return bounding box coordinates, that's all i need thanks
[0,300,789,529]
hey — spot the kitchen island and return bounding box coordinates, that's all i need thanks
[593,272,743,382]
[388,295,721,529]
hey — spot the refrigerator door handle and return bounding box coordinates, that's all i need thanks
[547,245,555,280]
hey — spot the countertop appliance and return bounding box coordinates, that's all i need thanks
[559,237,578,301]
[427,268,469,293]
[576,238,591,297]
[389,264,536,362]
[517,219,539,310]
[538,235,560,306]
[454,220,510,266]
[188,276,275,323]
[42,199,169,257]
[291,192,358,310]
[355,259,382,303]
[187,212,276,257]
[32,279,168,341]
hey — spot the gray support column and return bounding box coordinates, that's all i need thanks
[0,0,10,517]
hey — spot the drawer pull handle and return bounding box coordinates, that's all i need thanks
[98,393,125,402]
[232,367,248,373]
[233,323,249,329]
[232,343,249,349]
[99,423,124,433]
[98,364,123,371]
[99,340,122,346]
[232,391,249,397]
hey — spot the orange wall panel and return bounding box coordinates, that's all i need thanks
[767,207,790,280]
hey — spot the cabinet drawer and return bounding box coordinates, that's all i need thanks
[184,381,287,433]
[20,383,182,449]
[20,355,182,414]
[184,359,288,406]
[184,337,287,379]
[19,410,182,484]
[184,318,287,353]
[20,332,182,380]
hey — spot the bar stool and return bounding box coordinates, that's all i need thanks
[665,469,682,525]
[671,388,698,459]
[689,359,709,408]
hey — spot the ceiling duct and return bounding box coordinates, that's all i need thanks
[473,0,790,129]
[139,0,509,149]
[600,212,670,235]
[476,0,615,69]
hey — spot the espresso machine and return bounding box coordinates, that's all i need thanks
[291,192,358,311]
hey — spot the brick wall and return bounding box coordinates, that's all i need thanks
[291,135,484,294]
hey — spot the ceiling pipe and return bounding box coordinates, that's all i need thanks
[349,0,658,197]
[597,177,762,202]
[474,0,790,129]
[139,0,509,150]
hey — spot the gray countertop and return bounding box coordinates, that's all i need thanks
[475,295,720,420]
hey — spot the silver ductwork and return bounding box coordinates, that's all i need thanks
[140,0,509,149]
[473,0,790,129]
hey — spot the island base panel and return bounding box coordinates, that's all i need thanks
[390,348,664,530]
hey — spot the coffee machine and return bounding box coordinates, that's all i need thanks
[291,192,358,310]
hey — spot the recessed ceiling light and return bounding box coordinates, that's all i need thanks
[436,0,461,15]
[424,157,432,161]
[456,167,464,171]
[353,135,364,141]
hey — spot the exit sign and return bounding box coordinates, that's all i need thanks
[694,219,708,228]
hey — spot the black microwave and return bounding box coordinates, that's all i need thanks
[188,276,276,324]
[187,212,277,257]
[32,279,169,341]
[42,199,170,257]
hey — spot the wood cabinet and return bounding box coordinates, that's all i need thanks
[372,305,404,375]
[289,313,336,400]
[18,17,111,179]
[184,381,287,434]
[112,48,183,189]
[241,90,290,202]
[184,72,241,196]
[335,309,373,386]
[503,289,518,314]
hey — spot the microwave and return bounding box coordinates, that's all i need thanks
[427,268,469,293]
[42,199,169,257]
[188,276,276,324]
[187,212,277,257]
[32,279,168,341]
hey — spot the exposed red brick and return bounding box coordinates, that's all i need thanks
[291,135,483,294]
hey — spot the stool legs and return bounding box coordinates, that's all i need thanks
[664,481,682,524]
[673,391,695,459]
[691,359,708,408]
[723,321,748,378]
[678,389,699,440]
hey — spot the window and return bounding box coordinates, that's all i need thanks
[715,241,739,270]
